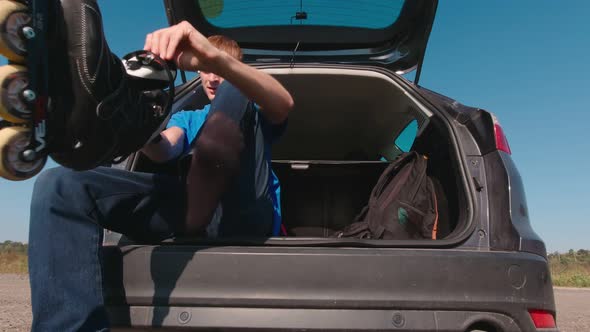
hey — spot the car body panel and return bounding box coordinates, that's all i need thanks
[103,245,555,331]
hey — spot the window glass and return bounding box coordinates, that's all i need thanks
[395,119,418,152]
[197,0,405,29]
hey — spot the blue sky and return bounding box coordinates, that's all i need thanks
[1,1,588,253]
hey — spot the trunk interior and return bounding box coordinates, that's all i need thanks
[131,67,464,241]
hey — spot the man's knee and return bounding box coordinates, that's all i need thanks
[31,167,90,207]
[29,168,84,236]
[209,82,249,123]
[192,112,244,172]
[33,167,69,197]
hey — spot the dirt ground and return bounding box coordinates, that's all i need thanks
[1,274,588,331]
[553,287,590,332]
[0,274,30,332]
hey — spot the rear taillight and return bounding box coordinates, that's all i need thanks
[491,114,512,154]
[528,309,556,329]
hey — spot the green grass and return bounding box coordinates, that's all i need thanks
[549,250,590,288]
[552,272,590,288]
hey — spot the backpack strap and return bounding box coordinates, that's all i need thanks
[429,178,439,239]
[333,220,372,239]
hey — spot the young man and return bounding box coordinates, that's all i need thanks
[27,1,293,330]
[141,34,285,237]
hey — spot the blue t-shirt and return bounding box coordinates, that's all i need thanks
[167,104,283,236]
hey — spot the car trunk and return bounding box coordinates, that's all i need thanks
[273,161,388,237]
[264,67,461,239]
[129,65,465,242]
[273,157,456,240]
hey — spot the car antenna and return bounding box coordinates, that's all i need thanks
[289,0,305,68]
[290,41,300,69]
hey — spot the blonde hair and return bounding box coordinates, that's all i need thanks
[207,35,243,61]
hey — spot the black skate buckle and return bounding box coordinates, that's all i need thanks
[123,51,177,82]
[126,53,160,70]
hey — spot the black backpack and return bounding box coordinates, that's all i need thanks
[333,152,439,240]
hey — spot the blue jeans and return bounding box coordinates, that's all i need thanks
[28,83,274,331]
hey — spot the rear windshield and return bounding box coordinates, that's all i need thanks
[197,0,404,29]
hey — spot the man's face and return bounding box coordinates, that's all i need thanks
[200,71,224,100]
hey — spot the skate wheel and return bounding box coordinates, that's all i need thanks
[0,126,45,181]
[0,1,30,63]
[0,64,30,123]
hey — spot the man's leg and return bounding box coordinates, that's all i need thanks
[185,82,273,236]
[28,166,185,331]
[184,82,247,234]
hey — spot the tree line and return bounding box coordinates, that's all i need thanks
[0,241,28,254]
[548,249,590,264]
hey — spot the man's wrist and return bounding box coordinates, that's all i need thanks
[214,51,236,78]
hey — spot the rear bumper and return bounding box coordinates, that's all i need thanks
[103,245,556,331]
[109,307,559,332]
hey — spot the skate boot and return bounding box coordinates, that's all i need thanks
[0,0,176,181]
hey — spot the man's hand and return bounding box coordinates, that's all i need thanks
[144,21,222,73]
[145,22,294,124]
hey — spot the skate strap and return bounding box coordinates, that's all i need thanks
[123,51,178,86]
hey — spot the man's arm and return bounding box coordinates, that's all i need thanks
[213,53,293,124]
[140,126,185,163]
[144,21,294,124]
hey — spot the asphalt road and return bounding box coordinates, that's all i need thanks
[1,274,588,331]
